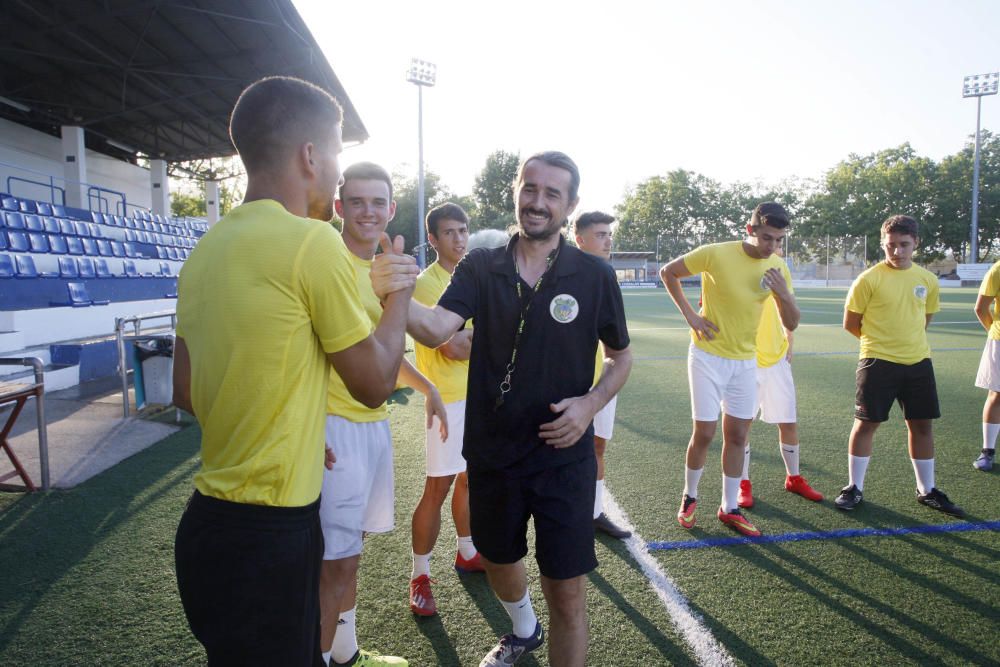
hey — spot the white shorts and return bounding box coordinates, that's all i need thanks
[426,399,468,477]
[688,344,758,421]
[320,416,395,560]
[593,394,618,440]
[756,358,797,424]
[975,338,1000,391]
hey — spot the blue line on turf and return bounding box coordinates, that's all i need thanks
[647,520,1000,551]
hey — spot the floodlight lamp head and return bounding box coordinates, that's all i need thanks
[406,58,437,87]
[963,72,999,98]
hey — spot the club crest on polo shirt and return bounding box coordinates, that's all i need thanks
[914,285,927,300]
[550,294,579,323]
[759,274,771,291]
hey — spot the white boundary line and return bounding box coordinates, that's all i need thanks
[602,490,735,666]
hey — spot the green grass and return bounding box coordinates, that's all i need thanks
[1,287,997,665]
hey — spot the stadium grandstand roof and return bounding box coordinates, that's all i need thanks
[0,0,368,162]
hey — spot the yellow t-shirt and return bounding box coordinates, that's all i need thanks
[413,261,469,403]
[755,296,789,368]
[327,254,389,422]
[682,241,793,360]
[176,200,370,507]
[979,261,1000,341]
[845,262,940,364]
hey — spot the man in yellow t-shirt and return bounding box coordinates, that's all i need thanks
[660,202,800,537]
[738,293,823,508]
[172,77,417,665]
[973,260,1000,471]
[408,202,488,619]
[836,215,963,517]
[319,163,444,667]
[572,211,631,539]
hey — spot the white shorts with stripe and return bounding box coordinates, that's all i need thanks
[320,416,395,561]
[975,338,1000,392]
[756,358,797,424]
[688,344,758,421]
[426,399,467,477]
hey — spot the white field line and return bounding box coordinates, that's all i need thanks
[602,490,736,667]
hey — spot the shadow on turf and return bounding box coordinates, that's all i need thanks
[0,426,200,651]
[454,572,541,667]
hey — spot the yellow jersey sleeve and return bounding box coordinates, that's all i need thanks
[980,261,1000,340]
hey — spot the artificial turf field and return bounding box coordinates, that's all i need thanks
[1,286,997,666]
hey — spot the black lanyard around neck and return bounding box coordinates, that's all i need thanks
[494,244,560,411]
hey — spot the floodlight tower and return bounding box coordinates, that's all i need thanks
[962,72,999,263]
[407,58,437,268]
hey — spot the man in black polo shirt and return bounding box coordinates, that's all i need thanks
[373,151,632,667]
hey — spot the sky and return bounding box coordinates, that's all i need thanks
[295,0,999,214]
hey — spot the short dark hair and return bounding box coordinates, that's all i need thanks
[339,162,393,202]
[573,211,615,234]
[230,76,343,174]
[426,202,469,237]
[514,151,581,203]
[750,202,790,230]
[881,214,919,240]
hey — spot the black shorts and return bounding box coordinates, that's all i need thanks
[468,455,598,580]
[855,357,940,422]
[174,491,325,666]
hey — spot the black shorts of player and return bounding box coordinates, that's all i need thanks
[174,491,325,667]
[468,455,598,580]
[855,357,940,422]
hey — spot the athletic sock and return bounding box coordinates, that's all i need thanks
[780,442,800,476]
[849,454,870,491]
[331,607,358,665]
[323,651,332,666]
[911,458,935,495]
[683,466,704,499]
[740,444,751,481]
[412,551,431,579]
[501,592,538,639]
[457,535,477,560]
[722,475,741,513]
[984,422,1000,451]
[594,479,605,519]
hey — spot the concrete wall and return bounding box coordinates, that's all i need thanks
[0,118,152,214]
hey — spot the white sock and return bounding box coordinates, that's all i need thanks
[911,458,935,495]
[849,454,870,491]
[501,592,537,639]
[594,479,604,519]
[412,551,431,579]
[740,444,751,481]
[457,535,477,560]
[683,466,704,499]
[331,607,358,664]
[780,442,800,476]
[984,423,1000,451]
[722,475,741,513]
[323,651,331,666]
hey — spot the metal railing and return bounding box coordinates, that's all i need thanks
[0,357,49,490]
[115,310,176,418]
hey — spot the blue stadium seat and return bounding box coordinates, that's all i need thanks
[36,202,53,216]
[58,256,79,278]
[124,229,135,242]
[67,236,85,255]
[28,233,50,253]
[156,246,167,259]
[96,239,112,256]
[0,233,5,251]
[77,257,96,278]
[110,241,124,257]
[7,231,29,252]
[62,282,92,307]
[43,217,60,234]
[79,237,96,255]
[48,234,68,255]
[89,223,102,238]
[166,246,179,260]
[123,259,139,278]
[74,221,91,237]
[5,212,25,229]
[125,217,138,229]
[91,211,106,225]
[15,255,57,278]
[95,258,113,278]
[0,254,13,278]
[158,261,172,277]
[1,197,18,212]
[59,218,76,235]
[24,215,43,232]
[18,200,37,214]
[52,204,67,218]
[181,248,190,259]
[123,242,137,258]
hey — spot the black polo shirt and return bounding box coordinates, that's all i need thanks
[438,233,630,474]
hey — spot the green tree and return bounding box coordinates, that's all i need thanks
[386,169,454,256]
[473,150,520,231]
[168,156,245,218]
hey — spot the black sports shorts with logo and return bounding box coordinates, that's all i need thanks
[854,357,940,422]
